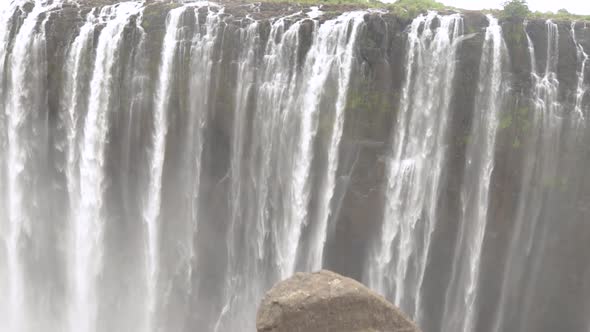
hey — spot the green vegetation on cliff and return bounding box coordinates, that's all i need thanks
[499,0,530,20]
[529,8,590,22]
[386,0,450,20]
[254,0,453,19]
[499,0,590,21]
[253,0,590,22]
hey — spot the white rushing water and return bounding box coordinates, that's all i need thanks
[73,3,142,332]
[572,22,589,122]
[181,1,221,312]
[6,2,49,331]
[214,19,260,332]
[144,7,185,331]
[260,18,305,282]
[281,17,322,279]
[442,15,507,332]
[366,12,463,322]
[185,3,221,272]
[304,11,364,272]
[155,4,223,330]
[214,18,305,331]
[215,11,365,331]
[0,1,15,326]
[492,20,562,332]
[61,13,97,331]
[62,12,95,249]
[516,19,568,332]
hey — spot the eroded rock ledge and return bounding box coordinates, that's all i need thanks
[256,270,421,332]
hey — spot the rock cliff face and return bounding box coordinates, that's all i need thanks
[1,1,590,332]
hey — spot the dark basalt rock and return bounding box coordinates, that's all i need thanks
[256,270,421,332]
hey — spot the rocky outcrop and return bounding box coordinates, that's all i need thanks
[256,270,420,332]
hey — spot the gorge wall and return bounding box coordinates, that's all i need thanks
[1,1,590,332]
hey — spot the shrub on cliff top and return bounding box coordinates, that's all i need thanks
[501,0,531,20]
[387,0,449,20]
[529,9,590,22]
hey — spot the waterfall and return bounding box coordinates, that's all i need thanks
[61,14,96,332]
[5,2,50,331]
[492,20,563,332]
[262,18,306,281]
[304,11,363,272]
[151,5,223,330]
[214,19,261,332]
[72,3,142,332]
[572,22,589,121]
[365,12,463,321]
[0,1,13,326]
[2,2,590,332]
[183,4,221,277]
[143,7,185,331]
[213,17,306,330]
[214,11,365,331]
[442,15,507,332]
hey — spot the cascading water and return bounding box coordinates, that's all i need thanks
[304,11,363,273]
[214,11,365,331]
[143,7,186,331]
[1,1,590,332]
[73,3,143,332]
[491,20,562,332]
[214,21,259,332]
[61,12,95,332]
[365,12,463,321]
[572,22,589,121]
[213,16,305,330]
[151,5,223,330]
[442,15,507,332]
[5,2,53,331]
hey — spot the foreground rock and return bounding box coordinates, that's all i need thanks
[256,270,421,332]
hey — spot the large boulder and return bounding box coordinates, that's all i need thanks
[256,270,421,332]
